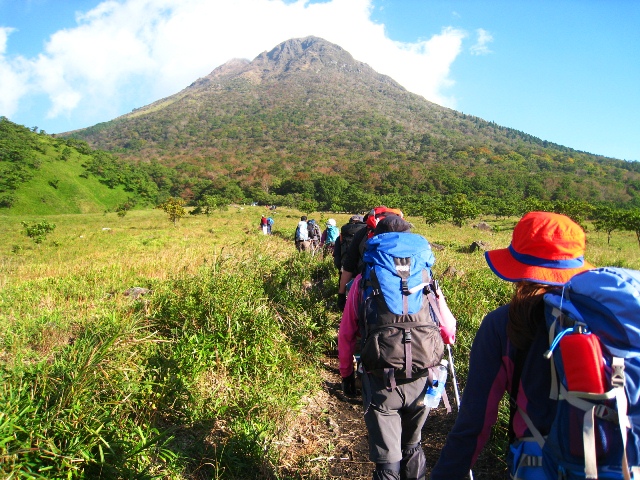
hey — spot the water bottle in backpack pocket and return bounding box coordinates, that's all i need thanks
[424,360,448,408]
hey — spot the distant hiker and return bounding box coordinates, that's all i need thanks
[337,207,403,311]
[333,214,366,277]
[260,215,268,235]
[295,216,310,251]
[430,212,594,480]
[338,214,456,480]
[267,216,274,235]
[320,218,339,256]
[307,219,321,251]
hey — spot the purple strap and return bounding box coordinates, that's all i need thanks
[404,331,413,378]
[402,280,409,315]
[427,291,443,326]
[405,330,412,379]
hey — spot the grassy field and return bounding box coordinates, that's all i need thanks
[1,206,639,478]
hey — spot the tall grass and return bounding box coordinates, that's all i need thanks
[1,207,639,478]
[1,207,340,478]
[1,315,176,478]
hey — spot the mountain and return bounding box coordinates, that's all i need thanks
[63,36,640,209]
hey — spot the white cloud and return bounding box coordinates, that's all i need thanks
[470,28,493,55]
[0,27,31,118]
[0,0,472,130]
[0,27,13,53]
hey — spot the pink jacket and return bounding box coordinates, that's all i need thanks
[338,275,363,378]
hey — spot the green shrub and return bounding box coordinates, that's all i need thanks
[21,220,56,244]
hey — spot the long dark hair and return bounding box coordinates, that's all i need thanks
[507,282,555,350]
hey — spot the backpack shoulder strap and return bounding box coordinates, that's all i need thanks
[424,278,446,327]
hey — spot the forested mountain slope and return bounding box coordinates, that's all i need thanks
[52,36,640,210]
[0,118,159,215]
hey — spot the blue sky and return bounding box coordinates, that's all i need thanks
[0,0,638,161]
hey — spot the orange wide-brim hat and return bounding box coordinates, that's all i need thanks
[485,211,594,286]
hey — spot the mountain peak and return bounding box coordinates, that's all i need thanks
[260,36,346,62]
[185,36,382,93]
[252,36,363,76]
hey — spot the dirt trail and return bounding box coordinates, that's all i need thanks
[283,353,506,479]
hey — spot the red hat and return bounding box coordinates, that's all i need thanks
[365,206,404,237]
[485,211,593,286]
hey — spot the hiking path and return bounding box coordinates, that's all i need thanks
[282,352,507,479]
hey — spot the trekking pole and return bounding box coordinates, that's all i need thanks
[447,344,461,409]
[447,344,474,480]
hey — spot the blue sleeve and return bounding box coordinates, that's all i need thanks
[430,305,511,480]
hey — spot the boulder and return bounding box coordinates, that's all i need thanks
[124,287,151,299]
[443,265,464,278]
[469,240,489,252]
[474,221,492,232]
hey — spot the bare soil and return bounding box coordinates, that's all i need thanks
[280,353,507,479]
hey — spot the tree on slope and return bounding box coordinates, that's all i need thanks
[157,197,186,226]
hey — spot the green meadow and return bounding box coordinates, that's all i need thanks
[1,206,639,478]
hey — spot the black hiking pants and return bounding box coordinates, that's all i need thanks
[362,372,429,480]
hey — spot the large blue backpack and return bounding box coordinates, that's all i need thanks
[358,232,445,389]
[526,268,640,479]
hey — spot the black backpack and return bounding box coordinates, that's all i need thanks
[338,222,366,269]
[358,232,445,388]
[308,221,321,241]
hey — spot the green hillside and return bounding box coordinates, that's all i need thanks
[0,117,156,215]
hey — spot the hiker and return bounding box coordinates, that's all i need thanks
[307,219,322,251]
[320,218,339,256]
[267,216,274,235]
[334,214,366,277]
[338,214,448,480]
[260,215,268,235]
[430,211,594,480]
[295,216,310,251]
[337,207,403,311]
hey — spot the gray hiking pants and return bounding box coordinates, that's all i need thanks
[362,372,429,480]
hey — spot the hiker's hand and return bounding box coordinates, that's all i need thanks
[342,372,357,396]
[337,293,347,311]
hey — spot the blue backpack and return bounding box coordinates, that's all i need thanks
[358,232,445,390]
[325,225,339,244]
[516,268,640,479]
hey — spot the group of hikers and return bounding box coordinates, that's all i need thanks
[293,215,340,254]
[259,215,274,235]
[304,206,639,480]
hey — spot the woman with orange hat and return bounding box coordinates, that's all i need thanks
[430,211,594,480]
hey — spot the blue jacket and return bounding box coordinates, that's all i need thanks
[325,225,339,244]
[431,304,556,479]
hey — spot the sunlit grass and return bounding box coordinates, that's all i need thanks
[2,207,639,478]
